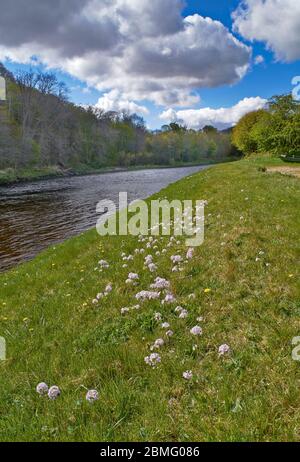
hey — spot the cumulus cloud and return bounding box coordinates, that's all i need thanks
[94,90,149,115]
[232,0,300,62]
[0,0,251,107]
[160,97,267,130]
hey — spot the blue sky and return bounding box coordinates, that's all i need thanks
[1,0,299,129]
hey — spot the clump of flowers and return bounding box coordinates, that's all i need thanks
[98,260,109,269]
[144,353,161,368]
[86,390,99,403]
[128,272,139,281]
[218,344,231,356]
[151,277,170,290]
[36,382,49,396]
[162,293,176,305]
[136,290,161,301]
[47,385,61,400]
[190,325,203,336]
[171,255,183,264]
[144,255,153,266]
[183,370,193,381]
[126,273,139,285]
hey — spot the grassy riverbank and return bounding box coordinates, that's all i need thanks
[0,157,299,442]
[0,158,237,186]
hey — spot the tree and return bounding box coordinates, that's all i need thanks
[232,110,269,155]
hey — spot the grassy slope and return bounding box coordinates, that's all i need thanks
[0,157,299,442]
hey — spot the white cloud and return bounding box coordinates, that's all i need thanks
[160,97,267,130]
[0,0,251,107]
[94,90,149,115]
[233,0,300,62]
[254,55,264,65]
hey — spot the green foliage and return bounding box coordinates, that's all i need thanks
[232,110,268,155]
[233,94,300,156]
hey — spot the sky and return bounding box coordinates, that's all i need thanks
[0,0,299,130]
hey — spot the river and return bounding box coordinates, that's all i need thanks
[0,165,208,271]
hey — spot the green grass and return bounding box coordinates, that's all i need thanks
[0,166,66,184]
[0,157,299,442]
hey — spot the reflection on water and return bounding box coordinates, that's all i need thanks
[0,166,207,271]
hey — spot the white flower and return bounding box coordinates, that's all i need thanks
[161,322,170,329]
[36,382,49,396]
[190,326,202,336]
[148,263,157,273]
[175,306,184,313]
[121,307,130,315]
[179,309,188,319]
[96,293,104,300]
[197,316,204,322]
[218,344,231,356]
[166,330,174,338]
[186,248,194,260]
[48,386,61,400]
[86,390,99,403]
[154,312,162,321]
[162,294,176,304]
[183,370,193,381]
[144,353,161,367]
[153,338,165,349]
[105,284,112,293]
[92,299,99,305]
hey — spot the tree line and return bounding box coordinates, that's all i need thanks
[0,65,238,173]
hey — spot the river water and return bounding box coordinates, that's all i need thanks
[0,165,207,272]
